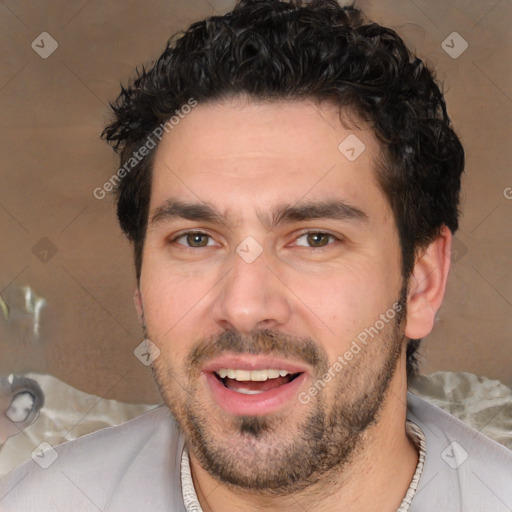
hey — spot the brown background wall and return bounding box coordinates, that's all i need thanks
[0,0,511,405]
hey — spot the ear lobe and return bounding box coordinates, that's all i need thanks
[133,288,144,325]
[405,226,453,340]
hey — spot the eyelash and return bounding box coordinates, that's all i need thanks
[169,230,341,249]
[293,232,338,248]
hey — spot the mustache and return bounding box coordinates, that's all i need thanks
[187,329,328,375]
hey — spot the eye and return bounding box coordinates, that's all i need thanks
[294,232,337,248]
[173,232,216,248]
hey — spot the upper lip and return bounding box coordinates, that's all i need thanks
[201,354,310,375]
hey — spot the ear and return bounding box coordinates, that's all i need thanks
[405,226,452,339]
[133,288,144,325]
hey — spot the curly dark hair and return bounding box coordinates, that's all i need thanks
[102,0,464,378]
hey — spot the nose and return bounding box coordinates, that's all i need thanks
[210,248,292,334]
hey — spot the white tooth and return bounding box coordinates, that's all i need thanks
[222,368,290,380]
[235,389,264,395]
[235,370,251,381]
[250,370,268,381]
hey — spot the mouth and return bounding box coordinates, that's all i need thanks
[214,368,302,394]
[202,357,309,416]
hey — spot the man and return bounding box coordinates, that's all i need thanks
[1,1,511,511]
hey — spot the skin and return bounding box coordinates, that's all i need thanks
[134,98,452,511]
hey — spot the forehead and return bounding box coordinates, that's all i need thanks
[150,98,390,223]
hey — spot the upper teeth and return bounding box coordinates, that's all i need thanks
[217,369,290,381]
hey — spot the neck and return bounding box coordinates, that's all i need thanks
[189,367,418,512]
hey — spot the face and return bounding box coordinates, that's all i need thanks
[138,98,406,493]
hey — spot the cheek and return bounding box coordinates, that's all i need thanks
[288,262,400,354]
[139,276,185,348]
[296,262,393,314]
[139,263,219,365]
[140,261,208,323]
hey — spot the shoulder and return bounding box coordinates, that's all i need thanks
[0,406,187,512]
[407,392,512,512]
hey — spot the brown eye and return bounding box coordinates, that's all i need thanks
[173,232,213,247]
[306,233,332,247]
[186,233,210,247]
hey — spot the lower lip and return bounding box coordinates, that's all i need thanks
[204,372,308,416]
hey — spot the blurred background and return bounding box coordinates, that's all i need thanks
[0,0,511,411]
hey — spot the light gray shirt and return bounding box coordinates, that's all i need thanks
[1,392,511,511]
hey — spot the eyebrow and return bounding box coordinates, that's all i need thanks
[265,200,368,228]
[149,198,369,230]
[150,200,225,226]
